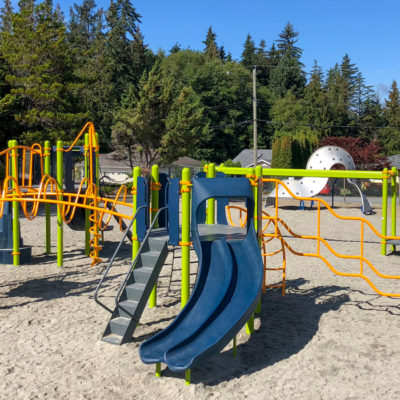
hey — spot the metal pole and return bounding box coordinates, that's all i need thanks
[181,168,191,308]
[10,140,20,266]
[391,167,397,252]
[206,163,215,224]
[253,66,258,168]
[149,164,159,308]
[44,140,51,254]
[132,167,141,260]
[84,134,90,256]
[381,168,388,255]
[57,141,63,267]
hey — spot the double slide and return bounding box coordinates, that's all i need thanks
[140,178,263,371]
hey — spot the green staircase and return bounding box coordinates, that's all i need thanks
[101,233,169,345]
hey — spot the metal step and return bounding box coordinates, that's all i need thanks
[118,299,139,318]
[133,266,153,283]
[102,333,123,345]
[109,317,130,336]
[101,237,169,345]
[125,283,146,302]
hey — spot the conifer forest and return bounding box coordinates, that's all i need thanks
[0,0,399,168]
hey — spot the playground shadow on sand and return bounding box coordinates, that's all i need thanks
[160,278,362,385]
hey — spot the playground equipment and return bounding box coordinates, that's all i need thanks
[267,146,373,214]
[139,177,263,373]
[0,123,136,267]
[2,123,400,385]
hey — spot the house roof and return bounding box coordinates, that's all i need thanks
[171,156,202,167]
[388,154,400,169]
[76,151,201,172]
[233,149,272,168]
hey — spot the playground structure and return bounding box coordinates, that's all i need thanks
[267,145,373,214]
[1,123,400,384]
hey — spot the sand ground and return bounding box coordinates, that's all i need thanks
[1,200,399,399]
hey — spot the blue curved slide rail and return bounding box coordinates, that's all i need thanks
[139,177,263,372]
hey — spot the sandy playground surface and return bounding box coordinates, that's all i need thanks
[1,200,400,400]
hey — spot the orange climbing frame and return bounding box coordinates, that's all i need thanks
[0,122,135,266]
[227,178,400,298]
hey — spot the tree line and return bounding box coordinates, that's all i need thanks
[0,0,399,169]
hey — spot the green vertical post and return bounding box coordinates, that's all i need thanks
[132,167,141,260]
[44,140,51,254]
[233,335,237,357]
[84,134,90,256]
[246,167,256,333]
[181,168,191,308]
[206,163,215,224]
[185,369,191,386]
[95,132,100,187]
[10,140,20,266]
[57,141,64,267]
[149,164,159,308]
[391,167,397,252]
[155,362,161,378]
[381,168,388,255]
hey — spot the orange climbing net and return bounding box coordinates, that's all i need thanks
[226,178,400,298]
[0,122,134,266]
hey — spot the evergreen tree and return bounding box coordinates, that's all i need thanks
[269,53,306,98]
[276,22,303,60]
[380,80,400,155]
[1,0,87,143]
[255,39,270,86]
[268,42,280,67]
[170,42,181,53]
[68,0,103,52]
[270,90,317,167]
[161,86,209,164]
[112,57,171,167]
[0,0,13,33]
[203,26,219,59]
[241,34,257,68]
[105,0,143,95]
[303,61,331,138]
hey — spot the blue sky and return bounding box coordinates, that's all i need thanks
[5,0,400,98]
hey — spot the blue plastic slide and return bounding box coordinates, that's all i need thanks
[139,177,263,371]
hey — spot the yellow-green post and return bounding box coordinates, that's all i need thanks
[44,141,51,254]
[132,167,141,260]
[185,369,191,385]
[181,168,191,308]
[10,140,20,266]
[95,132,100,187]
[233,335,237,357]
[149,164,159,308]
[391,167,397,252]
[381,168,388,255]
[206,163,215,224]
[84,134,90,256]
[155,362,161,378]
[246,167,256,333]
[57,141,64,267]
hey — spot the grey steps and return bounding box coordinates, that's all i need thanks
[126,283,146,302]
[101,233,169,345]
[386,239,400,245]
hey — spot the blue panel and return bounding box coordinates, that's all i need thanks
[64,152,74,192]
[167,178,180,246]
[136,177,148,242]
[215,172,228,225]
[194,171,206,223]
[158,173,170,228]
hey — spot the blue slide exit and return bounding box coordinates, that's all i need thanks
[139,177,263,371]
